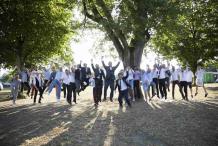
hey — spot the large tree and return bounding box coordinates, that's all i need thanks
[0,0,74,71]
[81,0,173,68]
[152,0,218,73]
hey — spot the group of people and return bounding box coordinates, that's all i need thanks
[10,57,208,108]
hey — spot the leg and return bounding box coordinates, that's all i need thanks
[56,80,62,101]
[203,84,208,97]
[172,81,176,99]
[118,93,123,107]
[184,82,188,101]
[21,82,24,93]
[67,84,73,104]
[147,85,151,99]
[124,90,131,107]
[188,83,193,98]
[179,82,185,99]
[134,80,141,99]
[143,90,148,102]
[159,79,164,98]
[24,82,31,95]
[72,83,77,103]
[93,87,97,105]
[104,81,109,100]
[62,83,67,98]
[34,89,38,103]
[163,79,167,99]
[109,80,115,101]
[38,87,43,103]
[195,86,198,96]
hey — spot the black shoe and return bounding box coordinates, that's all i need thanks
[195,92,198,96]
[110,98,113,102]
[205,93,208,97]
[191,95,193,98]
[38,100,41,103]
[103,98,107,101]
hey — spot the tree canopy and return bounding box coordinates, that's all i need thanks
[0,0,75,71]
[81,0,174,67]
[152,0,218,72]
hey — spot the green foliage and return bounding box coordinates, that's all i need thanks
[80,0,174,67]
[152,0,218,72]
[0,0,75,69]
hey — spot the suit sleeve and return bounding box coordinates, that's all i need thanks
[123,71,129,80]
[88,68,91,75]
[102,60,107,69]
[113,62,120,70]
[102,70,106,79]
[91,64,95,71]
[115,80,118,91]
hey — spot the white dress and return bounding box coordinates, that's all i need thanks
[141,73,149,91]
[195,69,205,86]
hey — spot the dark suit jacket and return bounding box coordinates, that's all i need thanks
[91,64,105,80]
[115,71,130,92]
[81,67,91,79]
[75,69,81,80]
[102,61,120,81]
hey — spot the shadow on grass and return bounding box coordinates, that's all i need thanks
[0,84,218,146]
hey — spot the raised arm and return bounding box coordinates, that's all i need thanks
[101,60,107,69]
[115,80,118,91]
[102,69,106,79]
[113,61,120,70]
[123,70,129,80]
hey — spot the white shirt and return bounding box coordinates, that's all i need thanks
[127,69,134,81]
[159,68,166,79]
[43,70,51,80]
[180,71,188,82]
[20,71,28,82]
[141,73,149,85]
[55,71,63,80]
[119,79,128,91]
[146,72,153,84]
[69,73,75,83]
[33,76,43,87]
[151,69,159,79]
[186,70,194,82]
[195,69,205,80]
[171,70,179,81]
[62,73,70,84]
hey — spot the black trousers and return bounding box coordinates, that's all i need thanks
[152,78,159,97]
[93,79,103,104]
[118,89,131,107]
[21,82,31,95]
[134,80,141,99]
[165,77,170,91]
[81,78,89,91]
[42,79,49,93]
[34,86,43,103]
[62,83,67,98]
[159,79,167,99]
[172,80,180,99]
[67,82,76,104]
[104,80,114,100]
[180,81,188,100]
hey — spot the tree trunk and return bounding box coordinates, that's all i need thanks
[121,43,145,69]
[15,37,25,72]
